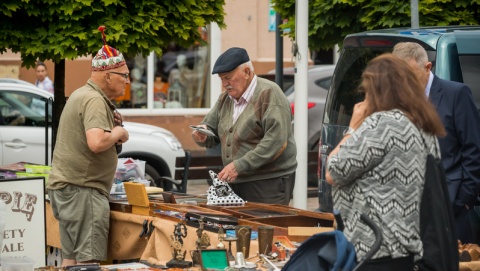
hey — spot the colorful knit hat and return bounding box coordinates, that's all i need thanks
[91,26,126,71]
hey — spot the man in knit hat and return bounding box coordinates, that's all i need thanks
[47,26,130,266]
[192,47,297,205]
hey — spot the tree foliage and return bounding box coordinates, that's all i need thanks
[272,0,480,50]
[0,0,226,67]
[0,0,225,137]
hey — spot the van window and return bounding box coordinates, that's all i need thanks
[459,55,480,109]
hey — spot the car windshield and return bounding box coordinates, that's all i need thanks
[283,72,332,97]
[0,91,52,126]
[323,47,391,127]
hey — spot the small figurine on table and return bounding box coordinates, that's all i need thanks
[196,217,211,249]
[191,216,212,266]
[174,222,187,246]
[167,222,192,268]
[217,225,226,248]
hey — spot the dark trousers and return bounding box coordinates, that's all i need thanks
[231,173,295,205]
[470,206,480,244]
[356,254,414,271]
[456,207,474,244]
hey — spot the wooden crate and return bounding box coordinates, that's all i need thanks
[110,192,335,242]
[199,202,335,242]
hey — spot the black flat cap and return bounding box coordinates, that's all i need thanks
[212,47,250,74]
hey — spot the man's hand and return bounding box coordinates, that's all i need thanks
[192,124,208,143]
[218,162,238,183]
[114,126,129,144]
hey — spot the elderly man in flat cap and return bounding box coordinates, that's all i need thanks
[192,47,297,205]
[47,26,129,266]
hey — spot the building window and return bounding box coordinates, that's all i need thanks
[113,43,210,110]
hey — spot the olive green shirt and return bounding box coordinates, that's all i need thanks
[47,80,117,196]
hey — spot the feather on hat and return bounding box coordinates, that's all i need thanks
[91,26,126,71]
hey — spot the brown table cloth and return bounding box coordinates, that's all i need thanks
[46,202,259,265]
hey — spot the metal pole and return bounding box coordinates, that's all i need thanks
[44,98,49,165]
[292,0,308,209]
[275,13,284,91]
[51,96,56,161]
[411,0,419,28]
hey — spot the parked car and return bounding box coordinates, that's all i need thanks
[317,26,480,212]
[256,72,295,94]
[0,80,184,187]
[259,65,335,150]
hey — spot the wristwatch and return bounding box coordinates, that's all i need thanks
[343,127,355,136]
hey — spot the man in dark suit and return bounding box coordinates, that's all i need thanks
[393,42,480,244]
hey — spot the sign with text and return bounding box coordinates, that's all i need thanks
[268,1,276,32]
[0,177,46,268]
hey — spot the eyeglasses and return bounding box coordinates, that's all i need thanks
[109,72,129,80]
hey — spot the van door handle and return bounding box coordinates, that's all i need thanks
[5,143,27,149]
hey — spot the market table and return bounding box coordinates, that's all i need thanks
[46,201,274,269]
[46,197,479,271]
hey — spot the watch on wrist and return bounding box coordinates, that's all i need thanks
[343,127,355,136]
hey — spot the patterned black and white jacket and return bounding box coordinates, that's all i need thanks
[327,109,441,262]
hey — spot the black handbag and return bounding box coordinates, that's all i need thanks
[416,135,459,271]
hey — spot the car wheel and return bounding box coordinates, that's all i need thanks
[145,164,160,186]
[146,164,173,190]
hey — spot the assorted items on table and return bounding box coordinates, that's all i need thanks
[0,162,51,184]
[42,169,334,271]
[0,164,334,270]
[7,164,480,271]
[126,170,332,270]
[458,243,480,271]
[112,158,150,193]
